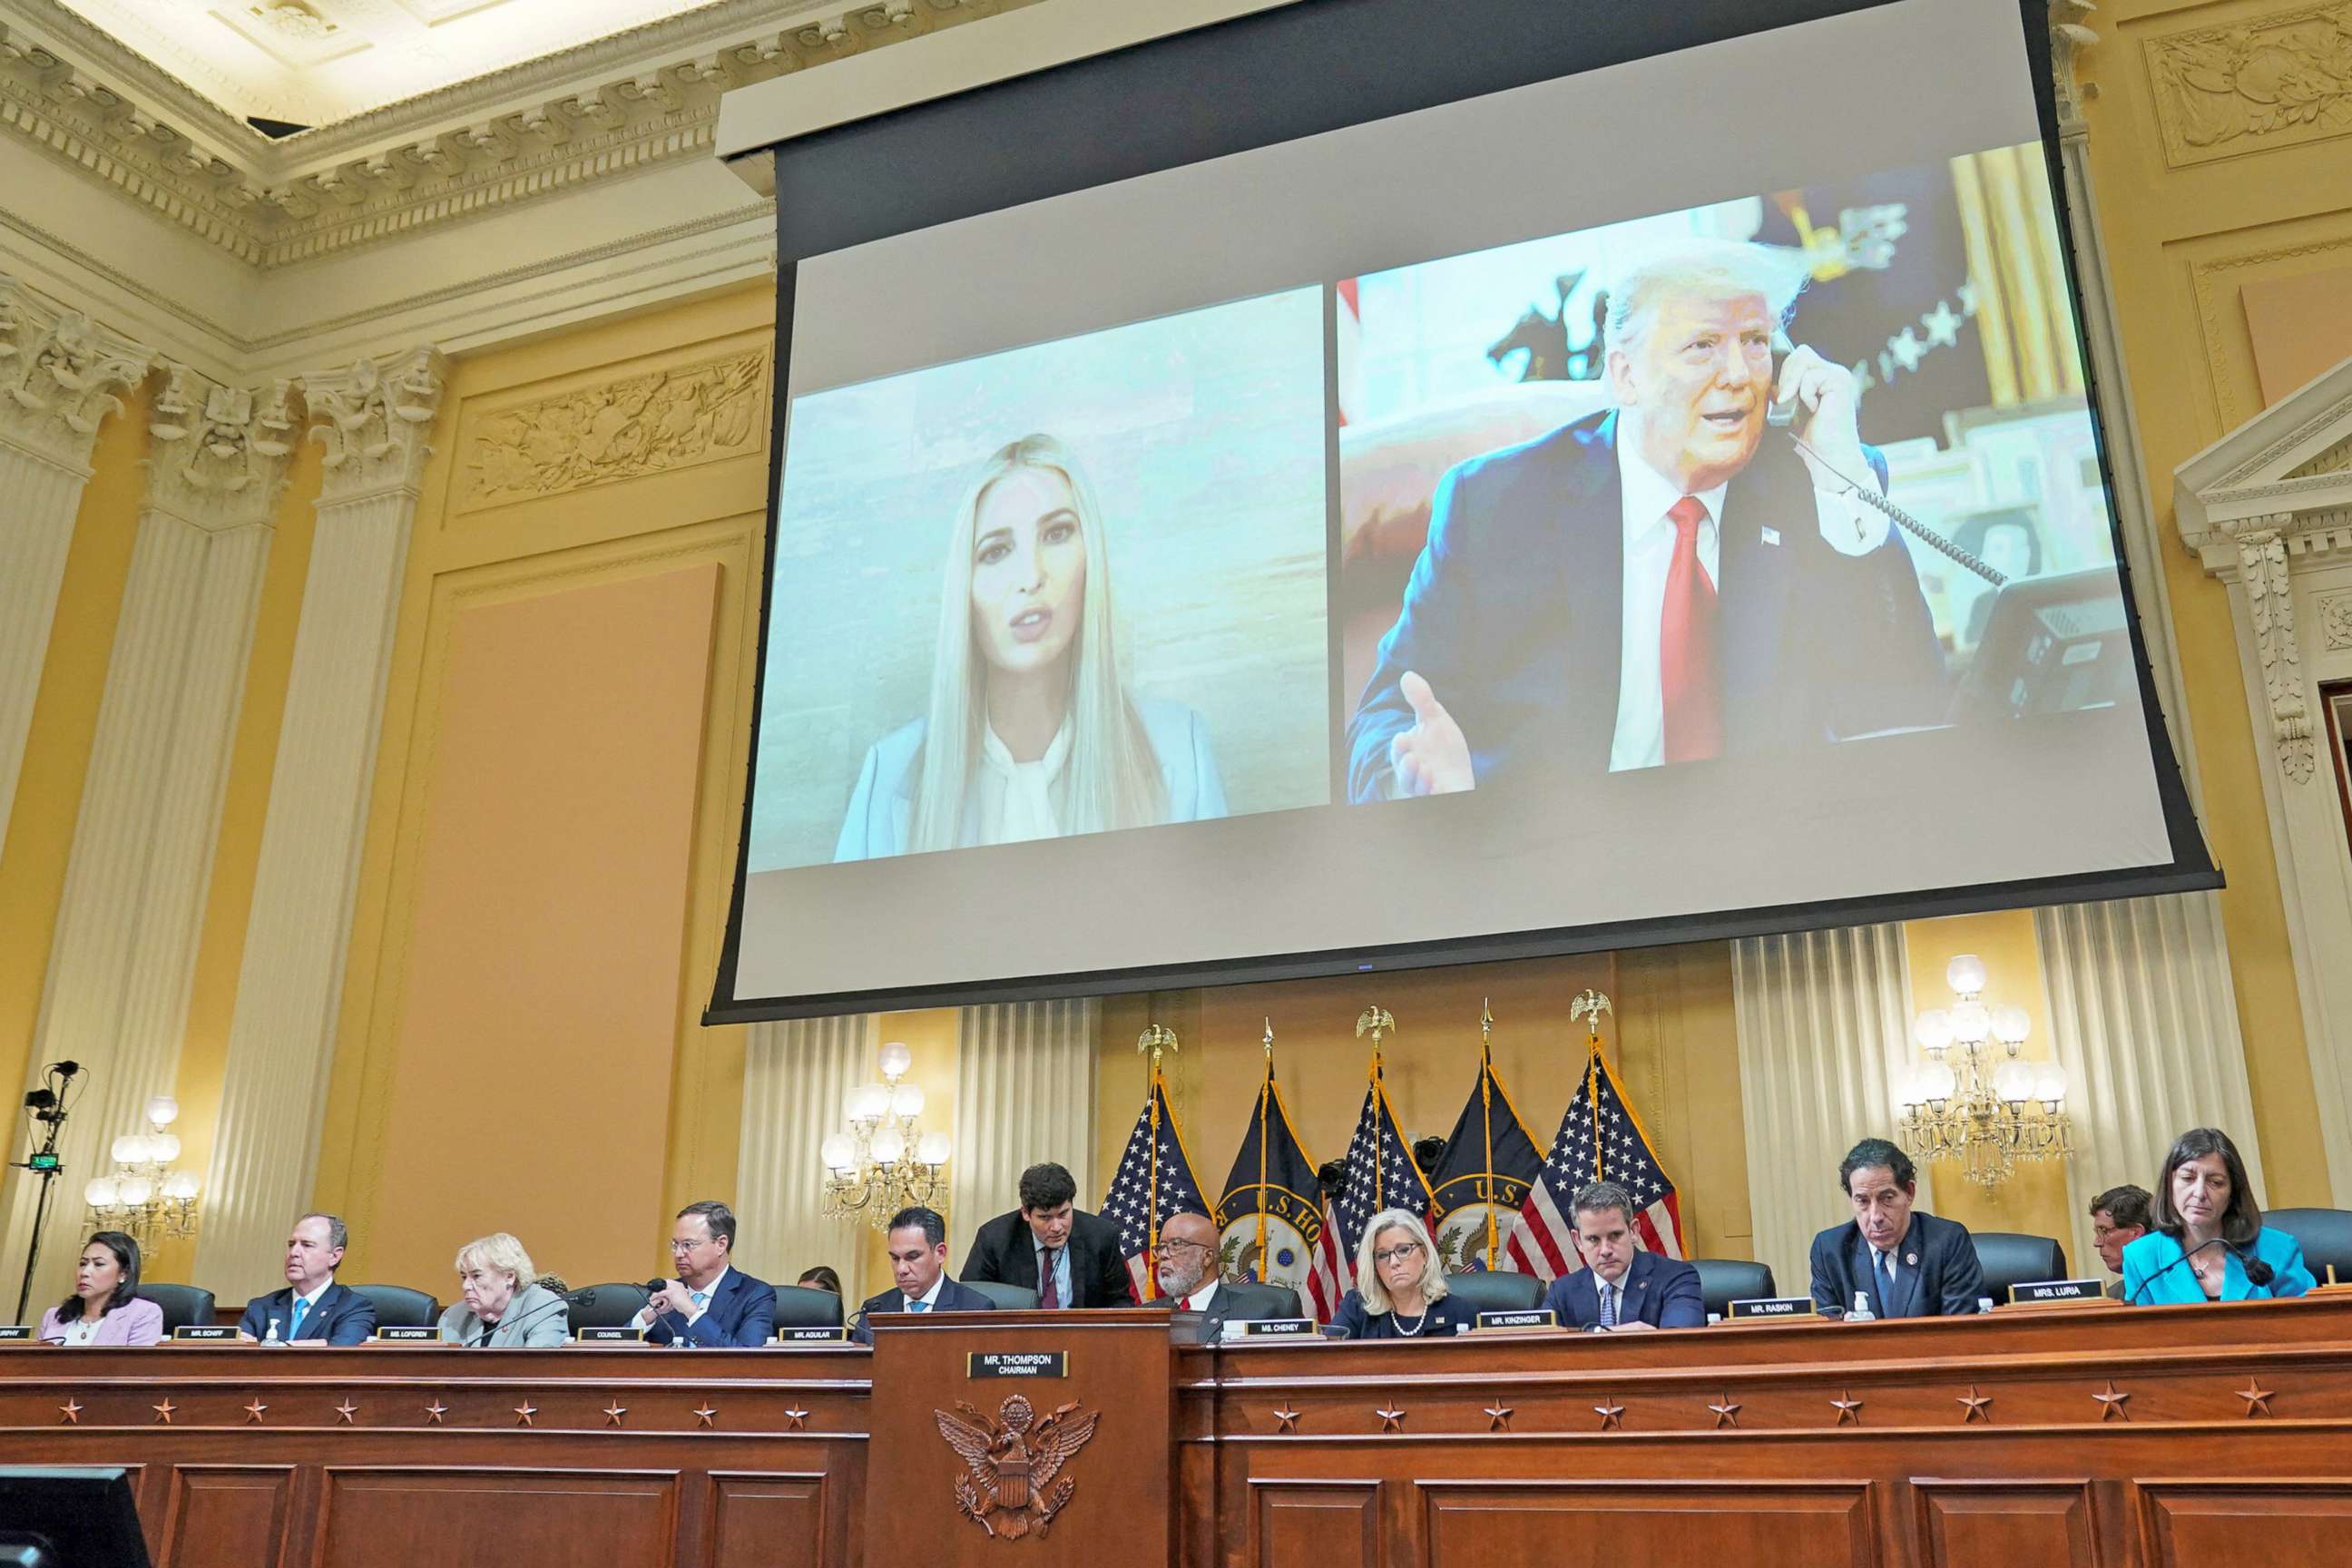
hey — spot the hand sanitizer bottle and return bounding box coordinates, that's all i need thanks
[264,1317,281,1345]
[1847,1291,1876,1322]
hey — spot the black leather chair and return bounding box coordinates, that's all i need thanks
[2265,1208,2352,1285]
[1438,1269,1544,1313]
[961,1280,1040,1311]
[564,1282,651,1333]
[1691,1259,1779,1319]
[348,1284,439,1329]
[135,1284,215,1335]
[1225,1281,1303,1320]
[1973,1232,2068,1301]
[770,1284,845,1331]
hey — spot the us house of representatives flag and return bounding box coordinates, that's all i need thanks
[1504,1041,1688,1282]
[1428,1053,1545,1274]
[1101,1069,1208,1304]
[1213,1047,1327,1298]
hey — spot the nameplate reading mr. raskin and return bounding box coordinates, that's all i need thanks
[1727,1296,1816,1320]
[2009,1279,2106,1305]
[967,1351,1067,1378]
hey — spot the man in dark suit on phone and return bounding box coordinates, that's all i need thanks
[238,1213,378,1345]
[853,1205,997,1343]
[1347,240,1945,802]
[961,1161,1135,1308]
[1808,1137,1985,1318]
[1543,1181,1707,1330]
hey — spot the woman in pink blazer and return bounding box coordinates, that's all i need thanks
[38,1231,163,1346]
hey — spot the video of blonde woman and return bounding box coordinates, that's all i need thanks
[747,287,1332,872]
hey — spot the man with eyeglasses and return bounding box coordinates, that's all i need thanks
[1145,1210,1301,1343]
[637,1200,779,1346]
[2089,1184,2152,1301]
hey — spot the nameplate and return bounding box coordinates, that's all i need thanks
[776,1326,848,1344]
[372,1325,438,1343]
[0,1326,32,1341]
[967,1350,1066,1378]
[2007,1278,2107,1306]
[1727,1296,1817,1320]
[1473,1308,1560,1332]
[1220,1318,1316,1340]
[574,1325,645,1343]
[172,1324,239,1341]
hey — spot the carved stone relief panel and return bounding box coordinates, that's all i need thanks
[455,347,769,513]
[2144,3,2352,168]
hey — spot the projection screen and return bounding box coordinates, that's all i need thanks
[710,0,2216,1020]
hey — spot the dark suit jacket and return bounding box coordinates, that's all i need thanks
[961,1209,1134,1308]
[239,1280,377,1345]
[850,1276,997,1344]
[1150,1279,1303,1344]
[1808,1210,1985,1318]
[1330,1288,1477,1341]
[1542,1249,1706,1330]
[645,1267,779,1348]
[1346,410,1945,800]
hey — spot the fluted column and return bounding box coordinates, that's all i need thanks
[1732,925,1929,1296]
[2036,894,2261,1273]
[5,367,299,1305]
[736,1014,880,1300]
[946,1001,1098,1266]
[0,277,151,848]
[195,349,446,1298]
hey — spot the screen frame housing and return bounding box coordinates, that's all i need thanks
[707,0,2218,1024]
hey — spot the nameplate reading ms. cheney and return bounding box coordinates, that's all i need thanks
[936,1393,1101,1540]
[967,1350,1067,1377]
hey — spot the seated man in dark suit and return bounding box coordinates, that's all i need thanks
[1348,239,1945,801]
[1542,1181,1705,1331]
[239,1212,377,1345]
[1145,1209,1302,1343]
[853,1205,996,1344]
[637,1200,778,1347]
[961,1161,1134,1308]
[1808,1137,1985,1318]
[2090,1183,2152,1302]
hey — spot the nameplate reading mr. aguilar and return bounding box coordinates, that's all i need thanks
[967,1350,1067,1378]
[373,1325,438,1342]
[778,1326,848,1344]
[173,1324,239,1341]
[1727,1296,1816,1320]
[2009,1278,2107,1306]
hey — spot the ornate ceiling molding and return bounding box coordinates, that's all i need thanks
[0,0,1033,271]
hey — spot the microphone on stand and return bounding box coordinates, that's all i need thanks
[2128,1236,2228,1304]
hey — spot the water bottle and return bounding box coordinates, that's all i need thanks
[1847,1291,1876,1322]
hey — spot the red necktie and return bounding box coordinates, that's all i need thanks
[1660,495,1721,763]
[1040,1249,1061,1308]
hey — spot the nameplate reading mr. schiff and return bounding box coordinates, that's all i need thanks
[967,1350,1067,1378]
[2008,1279,2106,1306]
[372,1325,437,1342]
[1727,1296,1817,1320]
[173,1324,239,1341]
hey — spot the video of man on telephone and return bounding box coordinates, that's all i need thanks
[1337,148,2133,805]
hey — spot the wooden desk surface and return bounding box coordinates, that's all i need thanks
[4,1297,2348,1567]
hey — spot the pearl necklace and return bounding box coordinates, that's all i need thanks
[1393,1302,1431,1338]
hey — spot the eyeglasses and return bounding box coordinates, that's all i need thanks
[668,1240,710,1253]
[1372,1242,1424,1266]
[1151,1239,1210,1257]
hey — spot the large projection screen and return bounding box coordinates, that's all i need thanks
[710,0,2216,1021]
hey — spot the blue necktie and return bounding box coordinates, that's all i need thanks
[908,1298,929,1313]
[690,1289,707,1314]
[1600,1280,1617,1328]
[289,1298,309,1339]
[1875,1250,1897,1315]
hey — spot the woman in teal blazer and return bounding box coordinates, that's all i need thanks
[2122,1127,2315,1305]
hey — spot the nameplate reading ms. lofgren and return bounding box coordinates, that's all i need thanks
[373,1325,438,1342]
[968,1350,1067,1378]
[1727,1296,1817,1319]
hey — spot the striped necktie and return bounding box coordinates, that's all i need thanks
[1599,1280,1617,1328]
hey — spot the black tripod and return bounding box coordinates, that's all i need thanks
[11,1062,81,1325]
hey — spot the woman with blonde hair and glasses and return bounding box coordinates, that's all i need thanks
[437,1233,570,1348]
[1331,1210,1475,1340]
[835,434,1227,859]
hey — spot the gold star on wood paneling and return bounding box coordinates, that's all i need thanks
[1374,1405,1405,1432]
[336,1399,358,1425]
[2238,1383,2274,1417]
[1272,1406,1299,1433]
[58,1399,83,1425]
[785,1406,810,1431]
[152,1399,176,1425]
[424,1399,448,1425]
[1830,1392,1863,1426]
[244,1398,268,1424]
[1957,1387,1992,1424]
[1708,1395,1740,1429]
[603,1401,627,1426]
[2093,1382,2131,1421]
[514,1401,537,1427]
[1593,1398,1624,1431]
[1483,1399,1512,1432]
[693,1402,719,1427]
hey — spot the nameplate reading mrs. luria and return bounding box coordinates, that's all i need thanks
[1474,1308,1560,1331]
[967,1350,1067,1378]
[173,1324,239,1341]
[372,1325,438,1342]
[1223,1318,1316,1340]
[1727,1296,1817,1320]
[778,1326,848,1344]
[0,1326,33,1341]
[574,1325,645,1343]
[2008,1279,2107,1306]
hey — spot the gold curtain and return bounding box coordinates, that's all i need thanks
[1949,145,2085,407]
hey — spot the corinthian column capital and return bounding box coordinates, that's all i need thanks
[145,364,303,532]
[0,274,153,473]
[305,346,448,507]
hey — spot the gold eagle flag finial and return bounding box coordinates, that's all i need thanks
[1136,1024,1179,1071]
[1570,989,1612,1044]
[1355,1005,1394,1042]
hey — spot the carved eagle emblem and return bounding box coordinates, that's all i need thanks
[934,1392,1101,1540]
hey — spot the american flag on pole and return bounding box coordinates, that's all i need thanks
[1305,1063,1434,1322]
[1503,1041,1687,1282]
[1100,1070,1206,1305]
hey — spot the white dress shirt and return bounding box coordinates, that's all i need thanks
[1179,1279,1220,1314]
[1608,411,1893,772]
[59,1315,101,1347]
[975,719,1073,845]
[637,1265,730,1328]
[1593,1269,1629,1326]
[289,1277,334,1337]
[908,1273,947,1310]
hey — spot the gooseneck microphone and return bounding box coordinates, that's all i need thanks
[2235,1246,2277,1292]
[2128,1236,2228,1304]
